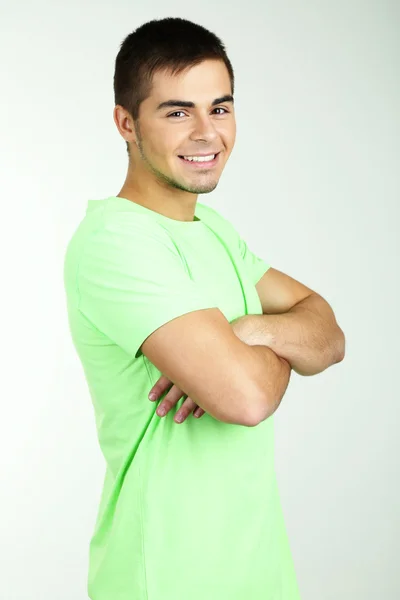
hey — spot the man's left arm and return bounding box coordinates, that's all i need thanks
[234,267,346,376]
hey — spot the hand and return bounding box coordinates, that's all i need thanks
[148,375,205,423]
[149,317,252,424]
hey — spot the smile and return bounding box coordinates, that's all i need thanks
[178,152,221,168]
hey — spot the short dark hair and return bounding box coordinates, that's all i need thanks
[113,17,235,156]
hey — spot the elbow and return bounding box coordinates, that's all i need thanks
[333,327,346,363]
[216,376,285,427]
[227,411,265,428]
[242,411,266,427]
[217,393,271,428]
[238,392,275,427]
[241,362,291,426]
[217,408,263,428]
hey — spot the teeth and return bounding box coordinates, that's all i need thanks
[182,154,216,162]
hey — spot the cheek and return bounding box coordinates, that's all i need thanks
[218,123,236,146]
[151,134,179,161]
[146,141,171,164]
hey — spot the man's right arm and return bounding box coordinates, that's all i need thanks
[141,307,292,427]
[246,344,292,421]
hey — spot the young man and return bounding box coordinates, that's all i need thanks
[64,17,345,600]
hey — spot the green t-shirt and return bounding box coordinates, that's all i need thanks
[63,195,301,600]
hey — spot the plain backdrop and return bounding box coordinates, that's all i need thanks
[1,1,399,599]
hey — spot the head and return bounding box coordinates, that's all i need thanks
[113,17,236,197]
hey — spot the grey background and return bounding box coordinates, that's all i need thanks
[0,1,398,599]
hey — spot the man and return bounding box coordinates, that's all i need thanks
[64,17,345,600]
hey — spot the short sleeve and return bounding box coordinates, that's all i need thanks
[238,235,271,285]
[77,216,218,358]
[200,204,271,285]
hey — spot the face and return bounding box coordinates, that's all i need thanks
[128,59,236,195]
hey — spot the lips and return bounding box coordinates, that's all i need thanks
[179,152,219,158]
[178,152,221,167]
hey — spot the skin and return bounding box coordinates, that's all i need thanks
[113,58,238,422]
[113,58,236,222]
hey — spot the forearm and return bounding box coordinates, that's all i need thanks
[241,294,345,376]
[245,343,292,421]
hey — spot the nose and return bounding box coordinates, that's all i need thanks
[189,114,218,144]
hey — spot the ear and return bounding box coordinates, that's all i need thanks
[113,105,137,146]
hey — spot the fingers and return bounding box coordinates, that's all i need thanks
[193,407,205,419]
[174,397,199,423]
[154,388,205,423]
[149,376,206,423]
[148,375,173,401]
[155,385,185,417]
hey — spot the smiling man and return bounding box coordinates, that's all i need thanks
[117,61,235,216]
[64,16,345,600]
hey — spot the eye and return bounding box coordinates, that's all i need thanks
[167,107,230,118]
[168,111,186,118]
[214,107,229,115]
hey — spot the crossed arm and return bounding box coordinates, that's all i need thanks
[149,267,345,422]
[242,267,345,376]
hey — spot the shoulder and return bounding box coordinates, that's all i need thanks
[196,202,240,241]
[196,202,234,229]
[87,208,175,254]
[76,210,181,285]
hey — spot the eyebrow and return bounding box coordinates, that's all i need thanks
[155,94,234,112]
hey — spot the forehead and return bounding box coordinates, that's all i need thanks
[149,59,231,101]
